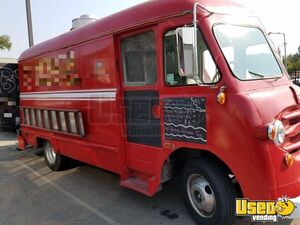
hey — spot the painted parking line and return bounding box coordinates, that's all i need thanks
[17,159,122,225]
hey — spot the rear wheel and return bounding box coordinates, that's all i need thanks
[181,159,236,225]
[43,141,66,171]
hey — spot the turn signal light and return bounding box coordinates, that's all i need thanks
[284,154,294,167]
[268,126,276,140]
[217,92,226,105]
[217,85,227,105]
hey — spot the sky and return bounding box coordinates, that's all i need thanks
[0,0,299,59]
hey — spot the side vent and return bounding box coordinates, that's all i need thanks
[21,107,85,137]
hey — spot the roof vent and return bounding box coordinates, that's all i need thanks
[71,14,98,30]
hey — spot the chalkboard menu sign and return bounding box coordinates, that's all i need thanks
[164,97,206,144]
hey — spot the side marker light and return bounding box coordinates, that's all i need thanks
[285,154,294,167]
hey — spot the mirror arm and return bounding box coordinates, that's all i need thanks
[193,2,213,17]
[193,3,199,79]
[193,3,213,86]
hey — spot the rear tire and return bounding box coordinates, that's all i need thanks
[181,159,236,225]
[43,141,66,171]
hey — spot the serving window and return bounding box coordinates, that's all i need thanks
[121,32,157,86]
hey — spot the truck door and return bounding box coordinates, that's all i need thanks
[119,30,162,177]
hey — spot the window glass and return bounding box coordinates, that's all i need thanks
[164,29,219,86]
[214,25,282,80]
[121,32,157,86]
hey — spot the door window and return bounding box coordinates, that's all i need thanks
[121,32,157,86]
[164,30,220,86]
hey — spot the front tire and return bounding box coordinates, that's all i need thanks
[43,141,66,171]
[181,159,236,225]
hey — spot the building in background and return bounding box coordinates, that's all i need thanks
[290,70,300,86]
[0,58,19,131]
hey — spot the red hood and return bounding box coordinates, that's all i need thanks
[247,84,300,124]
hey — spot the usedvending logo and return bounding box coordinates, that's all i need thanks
[236,197,296,222]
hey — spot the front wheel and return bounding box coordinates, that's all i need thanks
[181,159,236,225]
[43,141,66,171]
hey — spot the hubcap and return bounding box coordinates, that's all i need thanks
[187,174,216,218]
[45,142,57,165]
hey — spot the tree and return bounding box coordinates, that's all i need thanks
[286,46,300,74]
[0,35,12,51]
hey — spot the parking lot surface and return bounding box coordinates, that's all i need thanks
[0,132,298,225]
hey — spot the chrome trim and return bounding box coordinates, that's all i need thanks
[20,90,117,100]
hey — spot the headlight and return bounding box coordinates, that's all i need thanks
[267,120,285,145]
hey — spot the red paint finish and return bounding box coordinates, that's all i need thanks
[18,0,300,202]
[17,135,26,151]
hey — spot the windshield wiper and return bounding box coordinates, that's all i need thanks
[248,71,282,80]
[248,71,265,78]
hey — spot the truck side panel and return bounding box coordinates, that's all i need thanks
[19,35,124,174]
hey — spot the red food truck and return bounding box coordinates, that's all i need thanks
[18,0,300,224]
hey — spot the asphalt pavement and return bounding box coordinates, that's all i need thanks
[0,132,298,225]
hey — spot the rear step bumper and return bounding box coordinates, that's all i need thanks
[17,135,26,151]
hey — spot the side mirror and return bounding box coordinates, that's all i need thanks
[176,27,197,77]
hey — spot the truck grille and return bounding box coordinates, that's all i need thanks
[21,107,85,137]
[280,105,300,153]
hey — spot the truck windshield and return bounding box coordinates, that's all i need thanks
[214,24,282,80]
